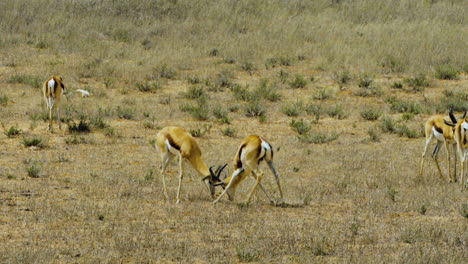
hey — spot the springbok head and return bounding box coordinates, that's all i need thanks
[202,164,228,198]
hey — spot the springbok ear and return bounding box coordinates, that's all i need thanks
[449,109,457,123]
[444,120,455,127]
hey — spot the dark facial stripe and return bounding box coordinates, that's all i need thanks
[166,134,180,151]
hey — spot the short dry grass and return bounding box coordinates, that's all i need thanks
[0,1,467,263]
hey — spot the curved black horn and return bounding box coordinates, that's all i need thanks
[209,166,216,177]
[462,109,467,119]
[217,164,228,176]
[444,120,455,127]
[449,109,457,123]
[201,175,210,182]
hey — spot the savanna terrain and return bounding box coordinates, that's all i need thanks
[0,0,467,263]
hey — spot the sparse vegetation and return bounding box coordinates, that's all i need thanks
[22,136,45,148]
[435,64,460,80]
[281,101,303,117]
[361,108,382,121]
[289,74,307,89]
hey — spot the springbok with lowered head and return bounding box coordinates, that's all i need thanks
[443,110,468,189]
[42,76,65,132]
[155,126,227,203]
[212,135,283,205]
[419,111,458,182]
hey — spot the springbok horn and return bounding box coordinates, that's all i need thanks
[202,175,210,182]
[462,109,467,119]
[209,166,216,177]
[444,120,455,127]
[449,109,457,123]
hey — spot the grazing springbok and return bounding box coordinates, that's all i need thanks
[419,111,458,182]
[212,135,283,205]
[42,76,65,132]
[443,110,468,189]
[155,126,227,203]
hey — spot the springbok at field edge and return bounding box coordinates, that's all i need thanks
[212,135,283,205]
[155,126,227,203]
[42,76,65,132]
[443,110,468,190]
[419,111,458,182]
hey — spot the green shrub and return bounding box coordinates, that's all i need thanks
[116,106,135,120]
[221,127,237,137]
[65,135,88,144]
[231,84,258,102]
[326,104,347,119]
[7,74,42,88]
[68,119,91,133]
[240,61,255,73]
[380,116,397,133]
[332,70,351,87]
[244,101,266,117]
[135,81,161,92]
[290,119,311,135]
[289,74,307,89]
[213,70,232,90]
[304,104,322,123]
[313,88,334,100]
[389,99,422,114]
[281,101,303,117]
[4,125,21,138]
[390,81,403,89]
[404,73,430,90]
[298,132,339,144]
[184,85,206,99]
[27,163,41,178]
[435,64,460,80]
[368,128,381,142]
[361,109,382,121]
[254,79,281,102]
[0,95,8,106]
[22,136,44,148]
[358,77,373,88]
[157,64,176,79]
[209,48,219,56]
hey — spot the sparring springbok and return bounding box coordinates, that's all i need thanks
[42,76,65,132]
[212,135,283,205]
[155,126,227,203]
[419,111,458,182]
[443,110,468,190]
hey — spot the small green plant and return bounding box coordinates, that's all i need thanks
[0,95,8,106]
[333,70,351,87]
[22,136,44,148]
[240,61,255,73]
[281,101,303,117]
[184,85,206,99]
[418,201,429,215]
[313,88,334,100]
[7,74,42,88]
[404,73,430,91]
[326,104,347,119]
[144,170,154,182]
[361,109,382,121]
[27,162,41,178]
[190,125,211,138]
[212,105,230,123]
[116,106,135,120]
[390,81,403,89]
[380,116,397,133]
[244,101,266,117]
[68,119,91,133]
[389,99,422,114]
[358,77,373,88]
[254,79,281,102]
[289,74,307,89]
[395,124,421,138]
[305,104,322,123]
[135,81,160,92]
[290,119,311,135]
[209,48,219,56]
[368,128,381,142]
[461,204,468,218]
[221,127,237,137]
[157,64,176,79]
[435,64,460,80]
[298,132,339,144]
[187,76,201,84]
[236,247,260,262]
[231,84,258,102]
[387,186,398,202]
[3,125,21,137]
[65,135,88,145]
[278,70,289,83]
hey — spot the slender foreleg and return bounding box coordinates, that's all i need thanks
[444,141,451,182]
[419,136,433,177]
[267,161,284,202]
[432,142,444,180]
[160,152,174,201]
[175,153,185,204]
[213,168,244,204]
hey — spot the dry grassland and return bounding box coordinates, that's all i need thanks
[0,0,467,263]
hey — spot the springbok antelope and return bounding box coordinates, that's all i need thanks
[443,110,468,189]
[42,76,65,132]
[155,126,227,203]
[212,135,283,205]
[419,111,458,182]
